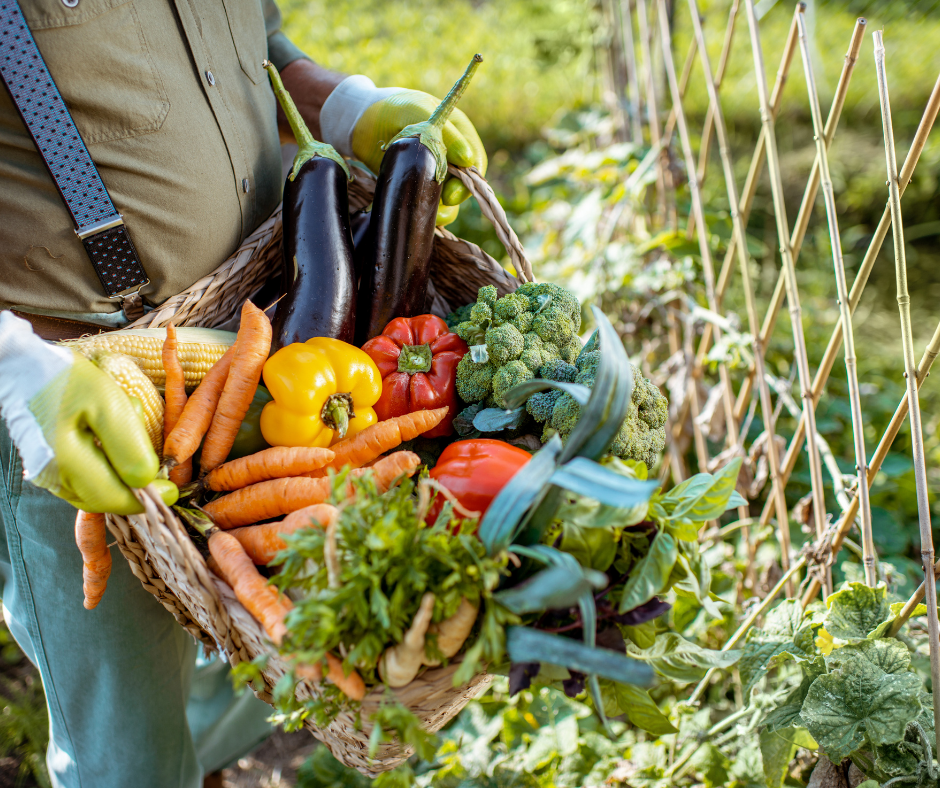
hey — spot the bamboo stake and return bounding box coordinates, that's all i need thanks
[663,40,698,144]
[618,0,646,144]
[689,3,803,377]
[756,68,940,539]
[873,31,940,753]
[797,9,876,587]
[688,555,807,706]
[636,0,668,221]
[687,0,794,595]
[802,318,940,609]
[743,0,830,594]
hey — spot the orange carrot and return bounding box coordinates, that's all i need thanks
[199,301,272,475]
[204,451,421,529]
[163,323,193,485]
[228,504,338,564]
[296,653,366,701]
[308,408,448,476]
[206,530,290,645]
[164,344,236,466]
[75,510,111,610]
[204,447,335,492]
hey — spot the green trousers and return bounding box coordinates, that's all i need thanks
[0,421,275,788]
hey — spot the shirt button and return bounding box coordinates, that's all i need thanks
[62,0,79,6]
[205,70,216,87]
[242,178,250,194]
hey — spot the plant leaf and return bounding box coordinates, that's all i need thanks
[799,654,923,764]
[823,583,891,641]
[618,531,678,613]
[825,639,911,675]
[506,626,653,687]
[559,523,618,572]
[670,458,743,522]
[626,633,741,683]
[479,434,562,555]
[612,683,677,735]
[495,564,603,614]
[739,600,814,696]
[760,726,804,788]
[550,457,659,509]
[473,406,526,432]
[503,379,592,409]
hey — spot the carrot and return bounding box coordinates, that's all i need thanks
[163,344,236,467]
[296,653,366,701]
[163,323,193,485]
[308,408,448,476]
[228,504,338,564]
[204,447,335,492]
[75,510,111,610]
[206,530,290,645]
[204,451,421,529]
[199,301,272,475]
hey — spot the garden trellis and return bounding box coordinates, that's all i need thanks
[605,0,940,753]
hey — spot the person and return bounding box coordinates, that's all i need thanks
[0,2,487,786]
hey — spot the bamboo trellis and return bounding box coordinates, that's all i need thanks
[613,0,940,751]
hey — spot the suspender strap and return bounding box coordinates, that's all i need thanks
[0,0,148,316]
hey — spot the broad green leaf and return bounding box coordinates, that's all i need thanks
[826,639,911,675]
[479,434,562,554]
[675,458,743,522]
[873,740,921,779]
[799,654,923,763]
[759,726,802,788]
[673,543,722,619]
[550,458,659,509]
[626,633,741,683]
[761,703,804,733]
[619,531,677,613]
[727,490,748,509]
[472,406,526,432]
[560,523,618,572]
[612,684,677,735]
[502,379,591,408]
[661,473,713,513]
[495,564,603,614]
[621,621,657,650]
[740,600,814,696]
[506,627,654,687]
[823,582,891,641]
[664,517,699,542]
[690,743,731,788]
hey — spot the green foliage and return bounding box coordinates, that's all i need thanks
[0,675,51,788]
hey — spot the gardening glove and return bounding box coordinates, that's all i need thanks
[320,76,487,227]
[0,311,173,515]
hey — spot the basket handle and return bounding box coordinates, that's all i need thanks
[446,165,534,284]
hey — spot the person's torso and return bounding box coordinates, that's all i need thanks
[0,0,282,320]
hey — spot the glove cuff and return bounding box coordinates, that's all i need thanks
[0,311,73,478]
[319,75,398,159]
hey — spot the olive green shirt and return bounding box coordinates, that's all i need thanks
[0,0,307,322]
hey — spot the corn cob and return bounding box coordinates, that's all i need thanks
[62,328,235,392]
[91,352,165,454]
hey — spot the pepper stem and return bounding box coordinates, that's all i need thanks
[397,343,433,374]
[321,393,356,440]
[386,54,483,184]
[263,60,351,181]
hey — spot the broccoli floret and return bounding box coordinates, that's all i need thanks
[574,350,599,385]
[492,292,528,323]
[550,392,582,434]
[455,320,486,346]
[526,389,562,422]
[485,323,524,366]
[455,354,494,403]
[445,302,473,331]
[532,311,575,346]
[558,334,583,364]
[478,285,498,311]
[520,333,546,373]
[470,302,493,326]
[541,422,558,443]
[492,360,533,407]
[540,358,577,383]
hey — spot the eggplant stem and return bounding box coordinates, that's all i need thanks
[386,54,483,183]
[263,60,351,181]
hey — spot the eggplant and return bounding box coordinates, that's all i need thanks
[264,62,356,353]
[350,208,371,252]
[355,55,482,345]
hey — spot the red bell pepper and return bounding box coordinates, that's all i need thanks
[427,439,532,524]
[361,315,468,438]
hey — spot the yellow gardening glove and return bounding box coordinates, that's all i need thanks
[320,77,487,226]
[0,312,176,514]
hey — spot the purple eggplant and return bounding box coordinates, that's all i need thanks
[354,55,482,345]
[264,62,356,353]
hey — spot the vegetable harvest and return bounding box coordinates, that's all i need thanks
[361,314,468,437]
[264,62,357,352]
[354,55,483,344]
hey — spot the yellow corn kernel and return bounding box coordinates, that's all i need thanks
[63,328,234,391]
[91,352,165,454]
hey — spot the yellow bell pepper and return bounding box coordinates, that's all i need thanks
[260,338,382,448]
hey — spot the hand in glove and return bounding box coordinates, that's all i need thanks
[0,312,176,514]
[320,76,487,226]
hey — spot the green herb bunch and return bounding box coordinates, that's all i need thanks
[272,469,512,688]
[744,583,933,785]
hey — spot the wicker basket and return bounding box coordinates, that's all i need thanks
[107,166,533,775]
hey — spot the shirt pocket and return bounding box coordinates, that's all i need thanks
[21,0,169,144]
[221,0,268,86]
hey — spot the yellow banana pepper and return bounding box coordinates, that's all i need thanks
[260,338,382,448]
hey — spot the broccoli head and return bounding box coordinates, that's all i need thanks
[526,389,562,422]
[541,329,669,467]
[540,358,577,383]
[455,354,494,403]
[492,360,534,407]
[485,323,524,366]
[445,302,473,331]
